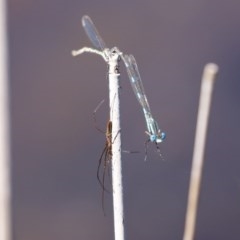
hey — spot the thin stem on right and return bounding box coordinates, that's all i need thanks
[183,63,219,240]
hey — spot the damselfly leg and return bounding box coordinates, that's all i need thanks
[144,138,164,161]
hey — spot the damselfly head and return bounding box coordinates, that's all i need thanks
[155,131,166,143]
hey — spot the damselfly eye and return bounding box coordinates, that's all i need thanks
[150,135,157,142]
[161,132,166,140]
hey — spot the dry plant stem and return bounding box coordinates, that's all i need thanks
[72,47,106,60]
[183,63,219,240]
[0,0,11,239]
[72,46,125,239]
[109,53,125,240]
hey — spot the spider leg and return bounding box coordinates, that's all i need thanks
[101,147,111,215]
[122,150,139,154]
[93,99,106,134]
[112,129,120,144]
[102,147,111,194]
[97,144,109,191]
[106,150,113,189]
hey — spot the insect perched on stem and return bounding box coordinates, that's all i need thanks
[97,120,112,211]
[93,100,115,214]
[72,15,166,161]
[94,99,138,214]
[122,54,166,160]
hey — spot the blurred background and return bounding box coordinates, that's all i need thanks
[8,0,240,239]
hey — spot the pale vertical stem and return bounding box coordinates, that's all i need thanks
[108,53,125,240]
[183,63,219,240]
[0,0,11,240]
